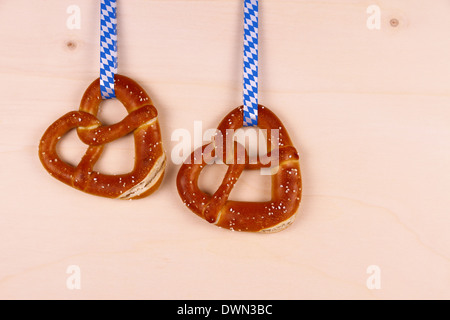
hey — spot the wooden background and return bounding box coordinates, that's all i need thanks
[0,0,449,299]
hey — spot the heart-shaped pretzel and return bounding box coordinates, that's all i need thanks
[177,105,302,233]
[39,75,166,199]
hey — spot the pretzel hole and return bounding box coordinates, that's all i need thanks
[92,134,135,175]
[231,127,274,163]
[96,99,129,126]
[197,163,228,195]
[56,129,89,167]
[197,163,271,202]
[88,99,136,174]
[229,169,271,202]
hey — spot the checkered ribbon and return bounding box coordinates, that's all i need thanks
[243,0,259,127]
[100,0,118,99]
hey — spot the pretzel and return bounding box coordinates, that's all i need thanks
[39,74,166,199]
[177,105,302,233]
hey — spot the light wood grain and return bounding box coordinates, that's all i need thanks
[0,0,449,299]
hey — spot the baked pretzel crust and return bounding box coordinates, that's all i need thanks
[177,105,302,233]
[39,75,166,199]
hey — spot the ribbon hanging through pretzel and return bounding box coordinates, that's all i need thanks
[242,0,259,127]
[100,0,118,99]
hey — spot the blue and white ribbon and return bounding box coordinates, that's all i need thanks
[100,0,118,99]
[243,0,259,127]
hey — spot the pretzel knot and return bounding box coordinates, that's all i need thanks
[177,105,302,233]
[39,75,166,199]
